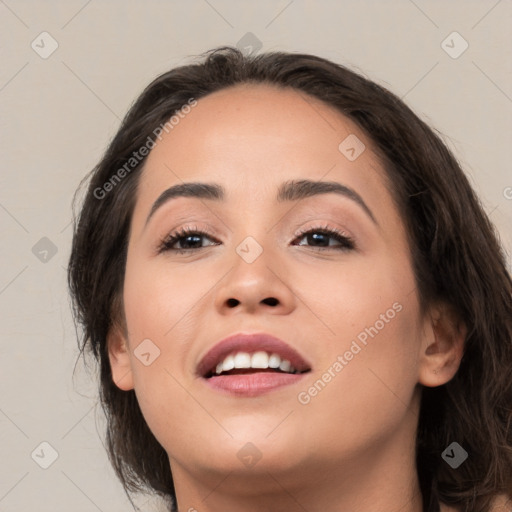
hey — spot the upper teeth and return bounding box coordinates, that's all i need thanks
[214,351,296,375]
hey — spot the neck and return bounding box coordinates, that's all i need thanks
[170,410,424,512]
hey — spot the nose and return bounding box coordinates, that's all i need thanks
[214,242,297,316]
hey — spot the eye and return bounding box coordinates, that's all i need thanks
[157,223,355,255]
[157,226,220,254]
[292,224,355,251]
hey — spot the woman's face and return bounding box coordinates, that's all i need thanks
[110,84,443,492]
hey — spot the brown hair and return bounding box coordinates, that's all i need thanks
[68,46,512,512]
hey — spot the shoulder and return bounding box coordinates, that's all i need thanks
[439,503,459,512]
[440,494,511,512]
[490,494,512,511]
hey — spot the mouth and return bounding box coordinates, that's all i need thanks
[197,333,312,397]
[205,350,308,377]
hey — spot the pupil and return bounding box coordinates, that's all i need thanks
[309,233,327,246]
[183,235,201,248]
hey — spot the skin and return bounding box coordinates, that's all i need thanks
[108,84,466,512]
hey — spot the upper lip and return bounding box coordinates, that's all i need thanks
[196,332,312,377]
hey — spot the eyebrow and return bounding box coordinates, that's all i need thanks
[145,179,377,227]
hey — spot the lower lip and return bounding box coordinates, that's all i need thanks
[203,372,306,397]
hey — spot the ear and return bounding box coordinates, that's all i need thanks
[418,302,467,387]
[107,322,134,391]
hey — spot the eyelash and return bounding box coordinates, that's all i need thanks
[157,224,355,255]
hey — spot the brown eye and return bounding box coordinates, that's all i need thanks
[293,225,355,250]
[158,226,220,254]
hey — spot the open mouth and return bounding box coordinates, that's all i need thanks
[197,332,312,396]
[204,351,311,378]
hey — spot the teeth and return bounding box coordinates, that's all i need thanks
[279,359,291,372]
[268,353,281,369]
[222,354,235,371]
[251,351,269,368]
[213,351,297,375]
[234,352,251,369]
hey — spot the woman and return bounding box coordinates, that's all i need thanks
[68,46,512,511]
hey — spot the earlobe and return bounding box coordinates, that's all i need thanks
[418,303,466,388]
[107,324,135,391]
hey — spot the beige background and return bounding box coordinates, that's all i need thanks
[0,1,511,511]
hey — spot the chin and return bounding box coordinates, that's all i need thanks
[183,431,308,476]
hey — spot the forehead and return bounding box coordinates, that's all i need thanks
[135,83,391,217]
[146,83,370,163]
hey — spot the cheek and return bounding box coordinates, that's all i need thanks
[120,257,193,402]
[300,307,420,449]
[296,245,417,349]
[122,254,209,352]
[120,264,200,448]
[296,272,421,453]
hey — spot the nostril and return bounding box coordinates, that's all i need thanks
[225,298,278,307]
